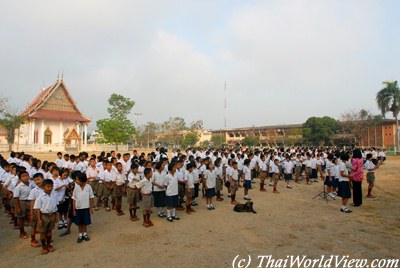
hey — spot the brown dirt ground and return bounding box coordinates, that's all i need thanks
[0,155,399,267]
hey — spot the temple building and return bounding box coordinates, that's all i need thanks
[17,77,91,150]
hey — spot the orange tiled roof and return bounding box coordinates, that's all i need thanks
[29,109,91,123]
[21,79,91,123]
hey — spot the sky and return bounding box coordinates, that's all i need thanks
[1,0,399,131]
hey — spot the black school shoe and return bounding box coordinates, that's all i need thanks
[77,236,83,243]
[167,217,174,222]
[171,216,180,220]
[83,235,90,241]
[340,208,352,213]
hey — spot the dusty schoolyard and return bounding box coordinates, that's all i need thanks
[0,156,399,267]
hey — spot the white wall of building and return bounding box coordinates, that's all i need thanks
[16,119,87,146]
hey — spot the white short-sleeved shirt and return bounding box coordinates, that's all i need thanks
[54,178,70,202]
[310,158,317,169]
[325,161,334,177]
[136,178,152,195]
[284,161,293,174]
[243,166,251,181]
[305,159,312,168]
[29,168,39,179]
[34,192,58,213]
[214,166,222,179]
[99,169,115,183]
[260,161,267,172]
[138,166,145,179]
[338,162,349,182]
[229,169,239,181]
[28,186,43,201]
[184,171,195,189]
[63,161,74,170]
[115,172,126,186]
[72,184,94,209]
[86,166,99,181]
[4,174,18,193]
[127,172,141,188]
[151,171,166,192]
[176,169,184,183]
[225,165,232,181]
[365,160,376,173]
[203,169,216,188]
[237,159,244,171]
[271,163,280,174]
[14,182,31,200]
[165,173,178,196]
[55,158,65,168]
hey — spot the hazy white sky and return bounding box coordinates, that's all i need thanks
[1,0,399,131]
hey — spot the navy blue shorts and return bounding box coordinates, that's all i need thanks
[205,188,215,198]
[311,169,317,179]
[244,180,252,189]
[324,176,334,187]
[284,174,293,180]
[332,178,339,188]
[225,181,231,189]
[166,195,179,207]
[268,173,273,178]
[74,208,91,226]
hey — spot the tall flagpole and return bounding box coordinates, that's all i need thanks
[224,81,227,130]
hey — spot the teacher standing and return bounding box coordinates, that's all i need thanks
[351,149,364,206]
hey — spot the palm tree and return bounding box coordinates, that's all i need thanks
[376,81,400,151]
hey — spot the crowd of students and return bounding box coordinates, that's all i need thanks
[0,146,384,254]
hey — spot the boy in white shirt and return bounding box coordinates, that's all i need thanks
[97,161,115,211]
[14,171,31,239]
[283,155,293,189]
[55,152,65,168]
[127,164,141,221]
[229,162,240,204]
[365,153,379,198]
[29,173,44,248]
[271,159,280,194]
[136,168,154,227]
[259,155,267,192]
[86,158,99,210]
[114,163,126,216]
[184,163,196,214]
[34,179,58,255]
[242,159,252,200]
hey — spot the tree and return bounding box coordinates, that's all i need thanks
[284,128,303,146]
[242,134,260,147]
[340,109,372,145]
[302,116,339,146]
[159,117,187,147]
[0,111,26,151]
[376,81,400,151]
[190,120,203,131]
[180,132,199,148]
[96,94,135,150]
[138,122,159,149]
[211,134,226,147]
[0,96,7,113]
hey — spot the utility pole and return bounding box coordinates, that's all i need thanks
[224,81,227,130]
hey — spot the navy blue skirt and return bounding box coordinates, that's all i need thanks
[165,195,179,207]
[338,181,352,199]
[74,208,91,226]
[205,188,215,198]
[153,191,166,207]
